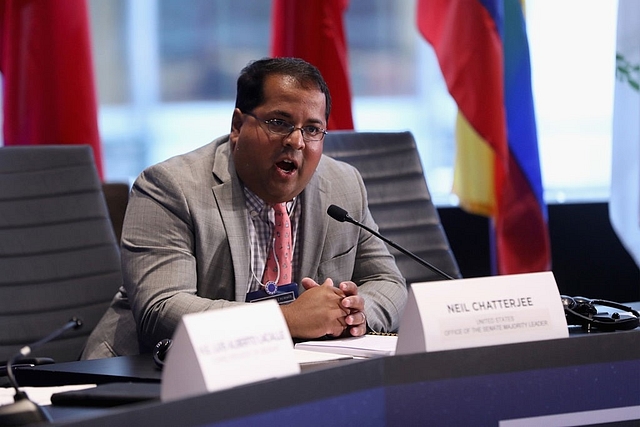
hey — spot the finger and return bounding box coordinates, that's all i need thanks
[346,311,367,326]
[328,319,348,337]
[346,321,367,337]
[339,281,358,295]
[342,295,365,312]
[320,278,347,299]
[320,278,335,288]
[301,277,321,290]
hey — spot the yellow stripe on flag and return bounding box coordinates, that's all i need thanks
[453,112,497,217]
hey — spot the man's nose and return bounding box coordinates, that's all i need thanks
[283,128,305,149]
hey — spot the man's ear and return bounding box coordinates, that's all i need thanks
[230,108,244,138]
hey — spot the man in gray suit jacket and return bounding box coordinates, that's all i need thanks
[82,57,407,359]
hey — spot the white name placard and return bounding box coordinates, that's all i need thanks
[161,300,300,402]
[395,272,569,355]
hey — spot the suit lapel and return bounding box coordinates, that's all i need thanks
[211,141,251,301]
[298,160,331,281]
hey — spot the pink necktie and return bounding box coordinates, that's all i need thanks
[262,202,292,287]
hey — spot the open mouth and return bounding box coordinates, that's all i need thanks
[276,159,297,173]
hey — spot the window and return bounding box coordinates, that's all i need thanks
[90,0,617,205]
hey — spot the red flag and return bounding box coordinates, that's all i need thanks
[271,0,354,130]
[0,0,104,179]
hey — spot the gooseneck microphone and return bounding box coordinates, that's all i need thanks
[0,317,83,426]
[327,204,455,281]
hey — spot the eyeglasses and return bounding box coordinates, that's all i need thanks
[244,112,327,142]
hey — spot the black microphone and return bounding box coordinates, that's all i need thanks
[327,204,455,281]
[0,317,82,426]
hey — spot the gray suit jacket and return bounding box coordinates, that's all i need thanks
[82,136,407,359]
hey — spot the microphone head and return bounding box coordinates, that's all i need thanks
[70,317,83,329]
[327,205,351,223]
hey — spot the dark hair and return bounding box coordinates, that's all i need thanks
[235,57,332,122]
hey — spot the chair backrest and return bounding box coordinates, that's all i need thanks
[323,131,461,284]
[101,182,130,243]
[0,145,122,363]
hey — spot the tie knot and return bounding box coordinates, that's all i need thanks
[273,202,288,216]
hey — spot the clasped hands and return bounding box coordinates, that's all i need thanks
[280,277,366,339]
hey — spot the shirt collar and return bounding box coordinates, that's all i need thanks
[242,186,296,219]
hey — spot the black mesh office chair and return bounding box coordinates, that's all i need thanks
[0,145,122,364]
[323,131,461,284]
